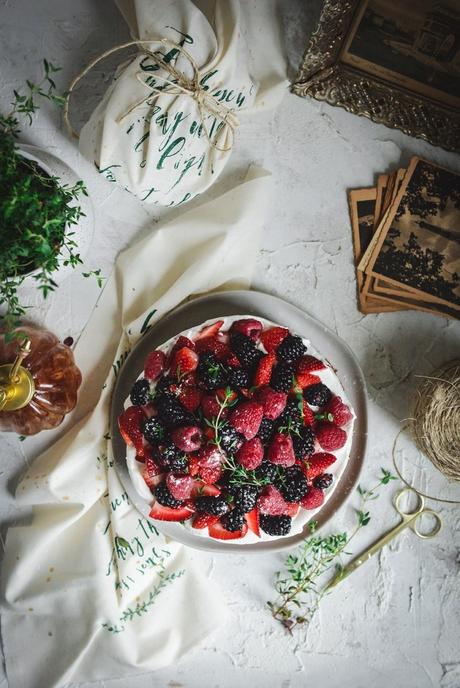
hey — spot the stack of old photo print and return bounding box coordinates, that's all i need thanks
[349,157,460,320]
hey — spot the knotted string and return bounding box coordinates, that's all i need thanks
[64,38,239,153]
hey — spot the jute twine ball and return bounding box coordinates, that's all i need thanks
[409,360,460,482]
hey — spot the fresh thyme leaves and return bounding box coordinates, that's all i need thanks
[206,386,237,451]
[0,60,102,339]
[268,467,397,633]
[222,453,273,489]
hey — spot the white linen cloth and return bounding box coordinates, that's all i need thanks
[79,0,287,206]
[1,168,271,688]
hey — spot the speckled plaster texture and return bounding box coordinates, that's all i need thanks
[0,1,459,687]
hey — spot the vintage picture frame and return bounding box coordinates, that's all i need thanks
[292,0,460,153]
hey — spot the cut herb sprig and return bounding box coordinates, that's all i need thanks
[268,467,397,633]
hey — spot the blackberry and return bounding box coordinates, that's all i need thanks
[197,353,226,391]
[156,396,194,429]
[142,417,166,445]
[304,383,332,407]
[221,509,246,532]
[159,443,188,472]
[277,397,302,431]
[155,482,184,508]
[279,466,308,502]
[313,473,333,489]
[292,426,315,459]
[155,375,176,398]
[270,363,295,392]
[259,514,291,536]
[195,495,229,516]
[130,379,150,406]
[227,366,250,389]
[220,423,244,453]
[276,335,307,365]
[257,417,275,444]
[230,484,259,512]
[256,460,278,484]
[230,333,263,370]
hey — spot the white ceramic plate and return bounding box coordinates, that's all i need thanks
[111,290,368,553]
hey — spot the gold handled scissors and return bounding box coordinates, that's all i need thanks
[326,487,442,590]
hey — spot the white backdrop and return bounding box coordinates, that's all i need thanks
[0,1,459,687]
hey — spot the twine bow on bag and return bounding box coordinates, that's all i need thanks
[64,38,240,153]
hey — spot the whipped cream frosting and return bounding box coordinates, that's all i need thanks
[125,315,355,545]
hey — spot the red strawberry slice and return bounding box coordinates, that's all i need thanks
[208,521,248,540]
[190,482,221,498]
[303,452,336,481]
[167,336,195,366]
[195,336,230,361]
[301,400,315,426]
[267,432,296,467]
[316,422,347,451]
[246,508,260,537]
[257,485,289,515]
[143,456,163,488]
[118,406,145,453]
[284,502,299,517]
[260,326,289,353]
[216,388,238,403]
[149,501,195,522]
[229,318,263,341]
[195,320,224,340]
[297,355,326,374]
[192,513,220,529]
[255,387,287,420]
[295,372,321,390]
[236,437,264,470]
[253,352,276,387]
[166,474,195,500]
[228,401,263,439]
[300,487,325,510]
[144,350,166,381]
[171,347,198,377]
[179,387,202,412]
[325,396,353,427]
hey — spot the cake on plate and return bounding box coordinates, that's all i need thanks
[117,316,355,543]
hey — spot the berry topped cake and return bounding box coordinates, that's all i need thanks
[118,316,355,543]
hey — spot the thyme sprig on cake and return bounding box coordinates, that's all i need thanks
[268,468,397,632]
[0,60,102,338]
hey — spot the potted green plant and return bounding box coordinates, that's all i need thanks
[0,60,102,339]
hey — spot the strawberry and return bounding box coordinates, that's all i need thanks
[178,387,202,412]
[300,487,324,510]
[297,355,326,374]
[316,422,347,451]
[192,513,220,529]
[208,521,248,540]
[171,346,198,377]
[284,502,299,517]
[144,350,166,381]
[267,432,296,467]
[301,400,315,426]
[255,386,287,420]
[216,388,237,403]
[200,463,223,485]
[118,406,145,453]
[167,336,195,366]
[295,371,321,390]
[195,320,224,340]
[166,474,195,500]
[143,456,163,488]
[195,336,230,361]
[257,485,289,515]
[190,482,221,498]
[236,437,264,470]
[325,396,353,427]
[260,326,289,352]
[246,508,260,537]
[171,426,203,452]
[229,401,263,439]
[201,393,223,420]
[253,352,276,387]
[303,452,336,481]
[229,318,263,342]
[149,501,195,522]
